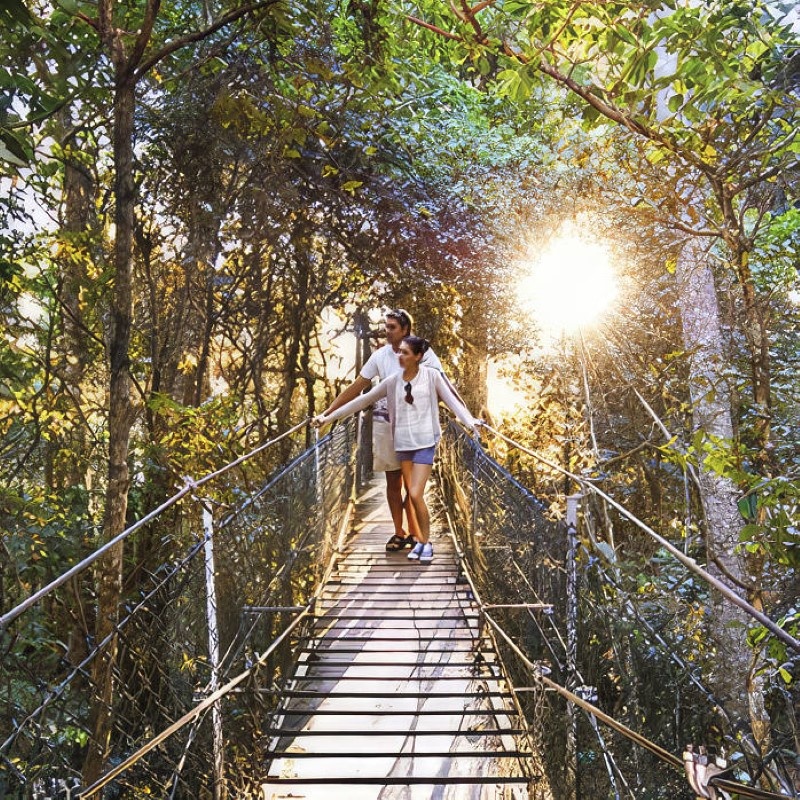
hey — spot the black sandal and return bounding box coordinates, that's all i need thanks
[385,533,414,551]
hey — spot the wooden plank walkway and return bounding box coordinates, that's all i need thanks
[263,479,534,799]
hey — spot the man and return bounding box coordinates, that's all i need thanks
[320,309,448,550]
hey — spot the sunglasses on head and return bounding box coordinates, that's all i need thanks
[387,309,411,328]
[404,382,414,404]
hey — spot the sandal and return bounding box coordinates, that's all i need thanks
[385,533,415,551]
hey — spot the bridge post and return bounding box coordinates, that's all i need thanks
[202,503,225,800]
[565,493,582,800]
[353,308,373,491]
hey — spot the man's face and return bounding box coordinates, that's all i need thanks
[384,317,408,347]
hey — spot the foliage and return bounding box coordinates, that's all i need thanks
[0,0,797,793]
[739,206,800,463]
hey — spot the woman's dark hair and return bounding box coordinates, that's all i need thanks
[402,335,430,356]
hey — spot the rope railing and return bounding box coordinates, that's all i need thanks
[0,419,311,630]
[437,433,670,795]
[2,410,794,798]
[0,536,207,757]
[480,612,791,800]
[478,422,800,654]
[82,453,367,800]
[0,418,360,798]
[80,603,314,798]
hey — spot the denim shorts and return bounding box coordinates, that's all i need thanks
[395,445,436,465]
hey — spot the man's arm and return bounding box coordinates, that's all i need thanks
[324,375,372,414]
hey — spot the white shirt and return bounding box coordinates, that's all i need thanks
[325,368,478,449]
[360,344,443,418]
[392,367,437,450]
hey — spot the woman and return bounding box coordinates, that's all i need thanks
[313,335,480,563]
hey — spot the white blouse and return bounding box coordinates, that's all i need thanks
[323,366,478,450]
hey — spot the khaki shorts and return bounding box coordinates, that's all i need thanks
[372,418,400,472]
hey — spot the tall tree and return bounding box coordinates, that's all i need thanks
[20,0,286,782]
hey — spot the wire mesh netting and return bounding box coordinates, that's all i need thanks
[435,423,746,800]
[4,415,796,800]
[0,419,357,799]
[436,424,571,797]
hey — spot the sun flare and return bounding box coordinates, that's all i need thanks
[517,231,617,337]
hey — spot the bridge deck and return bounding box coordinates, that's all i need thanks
[263,479,533,799]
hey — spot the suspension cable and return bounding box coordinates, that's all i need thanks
[0,419,311,629]
[448,425,795,799]
[484,608,683,769]
[0,536,207,755]
[1,428,344,759]
[439,455,632,797]
[589,555,732,723]
[478,423,800,654]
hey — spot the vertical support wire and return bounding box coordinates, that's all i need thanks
[314,426,323,538]
[202,502,225,800]
[471,436,480,545]
[565,493,581,800]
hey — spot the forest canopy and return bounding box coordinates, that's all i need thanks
[1,0,798,796]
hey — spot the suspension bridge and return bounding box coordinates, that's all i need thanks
[262,479,534,797]
[1,416,796,799]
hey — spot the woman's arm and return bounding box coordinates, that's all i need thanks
[432,371,480,431]
[315,378,389,426]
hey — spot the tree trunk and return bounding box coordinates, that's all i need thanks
[57,109,94,485]
[731,242,773,473]
[713,180,773,471]
[460,301,488,415]
[178,198,219,407]
[276,227,313,446]
[674,236,770,752]
[54,108,98,672]
[82,73,137,789]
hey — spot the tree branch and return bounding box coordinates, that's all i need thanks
[405,11,718,180]
[599,440,660,470]
[731,139,797,195]
[134,0,281,79]
[523,43,714,177]
[669,219,721,237]
[405,14,463,41]
[456,0,487,41]
[710,554,756,593]
[76,11,100,31]
[470,0,498,14]
[128,0,162,71]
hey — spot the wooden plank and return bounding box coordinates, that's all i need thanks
[263,476,533,798]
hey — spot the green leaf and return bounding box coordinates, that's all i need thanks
[614,25,639,47]
[0,0,31,25]
[0,131,29,167]
[496,68,532,102]
[737,494,757,520]
[667,93,683,113]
